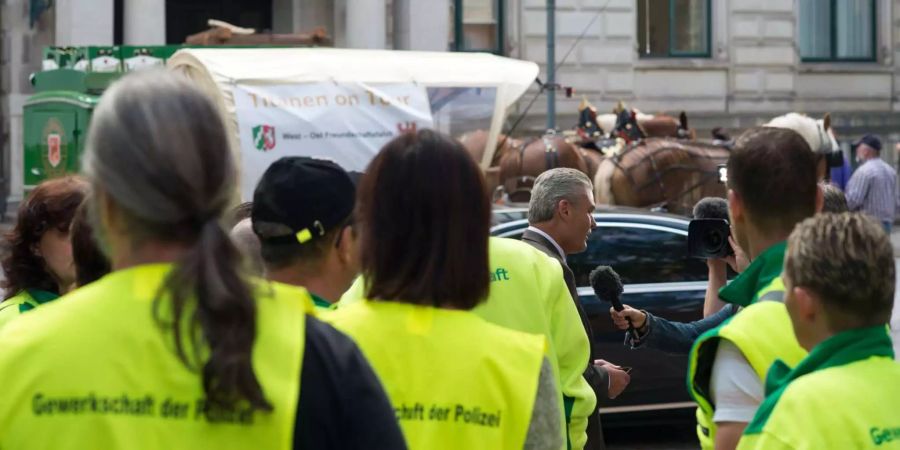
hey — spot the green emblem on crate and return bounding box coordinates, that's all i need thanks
[42,118,67,176]
[253,125,277,151]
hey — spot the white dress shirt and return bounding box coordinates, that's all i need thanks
[526,226,566,260]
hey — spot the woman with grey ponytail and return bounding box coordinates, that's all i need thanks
[0,71,404,450]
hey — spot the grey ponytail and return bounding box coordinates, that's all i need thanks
[83,70,271,413]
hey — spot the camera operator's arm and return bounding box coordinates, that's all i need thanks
[704,236,748,317]
[610,303,737,355]
[704,259,729,317]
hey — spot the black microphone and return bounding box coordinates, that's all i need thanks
[590,265,638,340]
[692,196,729,220]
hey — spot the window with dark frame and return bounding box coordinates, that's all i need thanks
[452,0,505,55]
[798,0,876,62]
[637,0,711,58]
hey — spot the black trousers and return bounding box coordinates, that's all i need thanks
[586,410,605,450]
[583,367,606,450]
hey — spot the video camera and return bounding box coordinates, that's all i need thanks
[687,197,733,259]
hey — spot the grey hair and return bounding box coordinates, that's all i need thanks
[820,183,849,214]
[528,168,593,223]
[83,70,272,413]
[83,70,235,228]
[230,218,264,276]
[785,213,894,330]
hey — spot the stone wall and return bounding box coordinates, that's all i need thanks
[509,0,900,138]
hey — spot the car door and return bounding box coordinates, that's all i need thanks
[494,216,708,412]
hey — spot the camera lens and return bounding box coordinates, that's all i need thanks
[704,230,725,251]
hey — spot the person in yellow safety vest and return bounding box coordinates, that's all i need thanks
[0,176,88,330]
[341,235,597,450]
[252,157,359,312]
[686,127,825,450]
[328,129,564,450]
[0,70,406,450]
[739,213,900,449]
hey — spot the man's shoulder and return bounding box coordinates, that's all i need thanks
[519,230,562,260]
[491,235,557,262]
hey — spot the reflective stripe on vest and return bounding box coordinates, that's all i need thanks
[0,264,310,450]
[686,293,806,450]
[328,300,546,450]
[756,277,785,303]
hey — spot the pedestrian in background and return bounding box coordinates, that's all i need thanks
[525,167,630,450]
[738,213,900,449]
[252,157,358,311]
[846,134,898,231]
[0,176,87,330]
[329,129,562,450]
[0,70,405,450]
[69,201,110,287]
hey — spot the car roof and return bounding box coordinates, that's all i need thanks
[491,205,691,235]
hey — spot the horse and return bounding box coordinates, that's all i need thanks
[574,101,693,179]
[458,129,519,167]
[605,105,694,143]
[765,112,839,180]
[497,133,588,203]
[593,112,839,215]
[593,138,730,215]
[458,129,522,195]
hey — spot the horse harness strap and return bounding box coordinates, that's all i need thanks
[542,135,560,171]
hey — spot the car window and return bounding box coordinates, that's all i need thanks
[566,224,708,286]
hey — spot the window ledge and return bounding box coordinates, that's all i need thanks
[798,63,893,74]
[634,59,728,71]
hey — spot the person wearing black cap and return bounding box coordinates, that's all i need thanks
[846,134,899,231]
[253,156,359,310]
[252,156,406,449]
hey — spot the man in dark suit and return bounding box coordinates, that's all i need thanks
[524,168,631,450]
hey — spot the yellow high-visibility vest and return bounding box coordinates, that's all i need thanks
[0,264,311,450]
[738,326,900,449]
[340,236,596,450]
[0,289,59,331]
[328,300,546,450]
[687,279,806,450]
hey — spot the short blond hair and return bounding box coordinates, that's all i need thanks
[785,213,894,330]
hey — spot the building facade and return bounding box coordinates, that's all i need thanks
[1,0,899,207]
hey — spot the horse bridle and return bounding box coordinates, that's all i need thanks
[502,135,563,201]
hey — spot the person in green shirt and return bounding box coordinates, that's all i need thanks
[738,212,900,449]
[251,157,359,311]
[0,176,88,329]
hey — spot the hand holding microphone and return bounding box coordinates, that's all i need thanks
[590,265,640,340]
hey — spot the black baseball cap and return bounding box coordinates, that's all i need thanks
[853,134,882,152]
[252,157,355,245]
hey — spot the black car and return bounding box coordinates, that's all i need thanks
[492,206,707,422]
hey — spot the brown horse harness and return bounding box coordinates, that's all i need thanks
[502,134,563,202]
[607,139,731,212]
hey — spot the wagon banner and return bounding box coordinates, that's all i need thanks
[233,82,434,199]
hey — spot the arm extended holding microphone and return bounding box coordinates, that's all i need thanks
[605,197,746,355]
[592,265,727,354]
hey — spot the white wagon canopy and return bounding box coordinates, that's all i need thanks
[167,48,538,199]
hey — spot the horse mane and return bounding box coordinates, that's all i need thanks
[764,112,833,154]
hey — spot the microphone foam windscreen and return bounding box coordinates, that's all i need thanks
[589,265,623,302]
[693,197,729,220]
